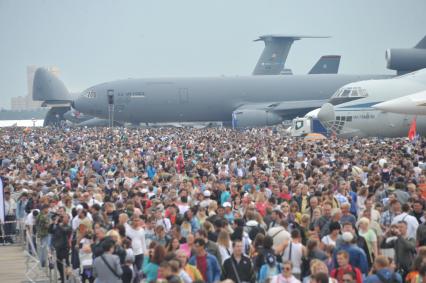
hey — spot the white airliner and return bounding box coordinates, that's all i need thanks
[373,90,426,115]
[316,69,426,137]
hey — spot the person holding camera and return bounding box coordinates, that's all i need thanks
[380,221,417,279]
[51,213,72,283]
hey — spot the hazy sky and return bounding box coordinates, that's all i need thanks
[1,0,426,108]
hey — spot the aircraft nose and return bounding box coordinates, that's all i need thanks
[317,103,336,123]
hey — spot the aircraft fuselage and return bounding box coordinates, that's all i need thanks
[74,74,388,124]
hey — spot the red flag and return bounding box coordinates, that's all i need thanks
[408,116,417,141]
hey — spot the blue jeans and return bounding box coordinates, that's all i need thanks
[39,236,49,267]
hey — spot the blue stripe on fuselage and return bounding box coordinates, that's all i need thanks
[337,101,382,109]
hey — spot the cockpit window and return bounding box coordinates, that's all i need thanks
[349,89,358,97]
[341,89,350,97]
[331,87,368,99]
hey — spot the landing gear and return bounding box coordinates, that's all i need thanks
[43,107,70,127]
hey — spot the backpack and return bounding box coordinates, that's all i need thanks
[301,255,311,278]
[260,262,280,282]
[376,271,400,283]
[248,225,265,241]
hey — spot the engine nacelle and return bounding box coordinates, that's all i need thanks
[386,48,426,73]
[233,109,282,128]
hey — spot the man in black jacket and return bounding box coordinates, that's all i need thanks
[222,240,255,283]
[380,221,417,279]
[51,214,72,283]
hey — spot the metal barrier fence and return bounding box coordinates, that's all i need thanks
[23,226,79,283]
[24,228,53,283]
[0,218,25,245]
[0,220,75,283]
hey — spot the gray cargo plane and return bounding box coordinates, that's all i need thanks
[34,68,388,127]
[36,35,340,126]
[35,35,426,128]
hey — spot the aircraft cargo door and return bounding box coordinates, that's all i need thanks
[116,91,128,113]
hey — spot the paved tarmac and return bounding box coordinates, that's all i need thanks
[0,245,26,283]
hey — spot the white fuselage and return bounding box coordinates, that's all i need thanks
[320,70,426,137]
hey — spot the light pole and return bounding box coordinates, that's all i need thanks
[107,90,114,128]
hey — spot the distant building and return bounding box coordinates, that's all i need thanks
[11,65,60,110]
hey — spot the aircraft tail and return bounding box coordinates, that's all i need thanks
[308,55,341,74]
[33,68,71,102]
[252,35,329,75]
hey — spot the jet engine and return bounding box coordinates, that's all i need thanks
[232,109,282,128]
[386,48,426,74]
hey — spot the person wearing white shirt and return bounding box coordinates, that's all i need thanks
[125,216,147,270]
[155,209,171,233]
[71,206,93,231]
[281,230,305,280]
[25,209,39,249]
[178,196,190,215]
[392,205,419,240]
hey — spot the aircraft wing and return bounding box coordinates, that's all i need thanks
[373,90,426,115]
[232,99,327,127]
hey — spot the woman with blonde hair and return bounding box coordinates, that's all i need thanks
[302,259,338,283]
[357,217,378,263]
[208,201,218,216]
[217,229,233,264]
[106,229,122,245]
[179,233,195,257]
[254,211,267,231]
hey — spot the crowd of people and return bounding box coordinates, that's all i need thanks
[1,126,426,283]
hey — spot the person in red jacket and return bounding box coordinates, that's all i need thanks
[331,250,363,283]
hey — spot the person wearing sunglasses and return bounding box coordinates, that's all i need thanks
[270,260,301,283]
